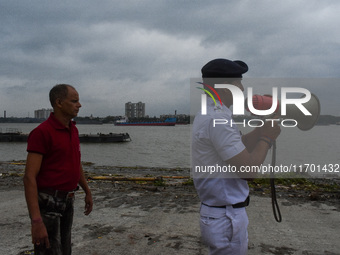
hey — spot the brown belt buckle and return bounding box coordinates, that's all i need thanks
[66,186,79,199]
[66,191,76,199]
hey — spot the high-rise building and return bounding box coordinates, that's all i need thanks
[34,108,53,119]
[125,102,145,118]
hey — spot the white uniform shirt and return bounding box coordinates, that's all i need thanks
[192,97,249,206]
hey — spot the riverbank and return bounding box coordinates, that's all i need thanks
[1,161,339,255]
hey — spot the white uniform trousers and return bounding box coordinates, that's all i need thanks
[200,203,249,255]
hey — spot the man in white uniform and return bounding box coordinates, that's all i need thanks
[192,59,281,254]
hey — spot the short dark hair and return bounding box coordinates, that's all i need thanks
[49,84,75,107]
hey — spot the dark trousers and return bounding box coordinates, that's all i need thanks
[35,192,74,255]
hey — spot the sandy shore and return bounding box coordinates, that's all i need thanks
[1,161,339,255]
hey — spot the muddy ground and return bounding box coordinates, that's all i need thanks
[0,161,339,255]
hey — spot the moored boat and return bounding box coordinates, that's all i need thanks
[78,133,131,143]
[114,117,176,126]
[0,130,131,143]
[0,131,28,142]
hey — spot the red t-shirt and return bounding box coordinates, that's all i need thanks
[27,113,81,191]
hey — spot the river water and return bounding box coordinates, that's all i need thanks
[0,123,190,168]
[0,123,339,177]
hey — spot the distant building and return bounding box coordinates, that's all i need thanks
[34,108,52,119]
[125,102,145,118]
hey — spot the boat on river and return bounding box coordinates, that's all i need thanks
[0,128,130,143]
[114,117,176,126]
[0,129,28,142]
[78,133,131,143]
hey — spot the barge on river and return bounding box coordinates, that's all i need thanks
[0,129,130,143]
[114,117,176,126]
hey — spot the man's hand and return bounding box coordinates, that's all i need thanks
[260,118,281,141]
[84,193,93,215]
[31,219,50,248]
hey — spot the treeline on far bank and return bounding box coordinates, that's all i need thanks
[0,115,191,124]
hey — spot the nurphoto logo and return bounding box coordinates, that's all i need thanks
[197,83,316,128]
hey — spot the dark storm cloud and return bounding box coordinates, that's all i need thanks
[1,0,339,117]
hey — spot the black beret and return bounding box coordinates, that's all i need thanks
[201,58,248,78]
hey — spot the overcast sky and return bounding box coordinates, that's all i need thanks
[1,0,340,118]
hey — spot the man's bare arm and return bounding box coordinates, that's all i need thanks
[23,152,50,248]
[78,164,93,215]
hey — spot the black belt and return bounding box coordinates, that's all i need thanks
[38,186,79,199]
[202,196,250,209]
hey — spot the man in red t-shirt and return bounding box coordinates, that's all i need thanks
[24,84,93,254]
